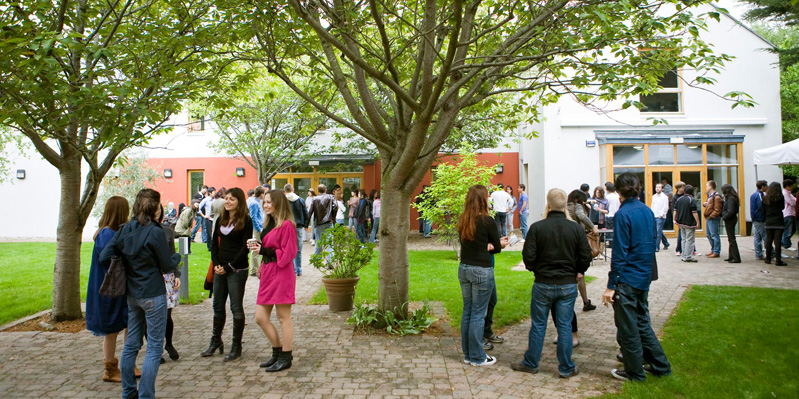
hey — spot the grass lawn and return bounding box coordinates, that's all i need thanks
[596,285,799,399]
[309,250,595,330]
[0,242,213,326]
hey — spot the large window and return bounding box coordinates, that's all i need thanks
[640,68,681,113]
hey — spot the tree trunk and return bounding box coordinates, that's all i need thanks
[377,184,412,316]
[51,158,85,321]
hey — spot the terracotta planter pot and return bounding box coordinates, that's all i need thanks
[321,277,360,312]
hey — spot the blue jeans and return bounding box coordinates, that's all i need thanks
[121,294,167,399]
[520,212,529,239]
[458,264,494,364]
[705,218,721,255]
[314,222,334,256]
[753,221,766,258]
[205,218,213,251]
[782,216,795,249]
[423,219,432,237]
[522,282,578,376]
[190,214,204,242]
[356,222,367,243]
[294,227,304,275]
[654,218,669,251]
[612,283,672,381]
[369,217,380,242]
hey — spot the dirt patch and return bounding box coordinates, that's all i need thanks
[3,313,86,333]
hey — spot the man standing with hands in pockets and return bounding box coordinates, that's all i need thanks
[602,173,671,382]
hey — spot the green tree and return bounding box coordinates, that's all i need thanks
[231,0,750,315]
[0,0,236,320]
[92,153,160,219]
[414,145,496,256]
[743,0,799,69]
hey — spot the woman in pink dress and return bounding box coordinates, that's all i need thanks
[251,190,298,372]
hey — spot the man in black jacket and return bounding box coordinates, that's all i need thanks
[284,184,308,276]
[511,188,592,379]
[308,184,338,257]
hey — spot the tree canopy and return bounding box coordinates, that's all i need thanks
[743,0,799,69]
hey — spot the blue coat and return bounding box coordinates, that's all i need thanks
[608,198,656,291]
[86,227,128,335]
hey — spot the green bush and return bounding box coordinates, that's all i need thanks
[310,224,374,278]
[348,301,437,336]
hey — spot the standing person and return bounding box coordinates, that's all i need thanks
[661,179,673,196]
[348,189,359,232]
[505,185,517,235]
[156,205,181,362]
[650,183,670,252]
[202,188,253,362]
[518,184,529,239]
[782,179,796,251]
[490,183,512,236]
[602,173,671,382]
[248,187,265,277]
[703,180,723,258]
[720,184,741,263]
[674,185,700,263]
[355,189,371,243]
[191,186,207,243]
[605,182,621,244]
[174,200,198,254]
[100,189,181,399]
[305,188,317,243]
[369,191,381,243]
[284,184,308,276]
[458,185,507,366]
[511,188,591,378]
[335,189,346,226]
[751,180,768,260]
[764,182,788,266]
[589,186,609,228]
[565,190,597,313]
[211,187,227,227]
[252,190,299,372]
[199,187,216,250]
[308,184,338,255]
[87,196,131,383]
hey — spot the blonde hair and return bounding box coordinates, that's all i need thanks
[543,188,572,221]
[264,190,295,229]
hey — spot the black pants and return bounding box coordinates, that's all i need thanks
[205,218,214,251]
[483,280,498,338]
[494,212,507,236]
[724,218,741,262]
[212,269,249,322]
[766,228,784,262]
[613,283,671,381]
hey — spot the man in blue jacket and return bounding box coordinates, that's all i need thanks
[750,180,768,260]
[602,173,671,382]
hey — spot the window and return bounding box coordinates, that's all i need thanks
[188,113,205,131]
[640,68,681,113]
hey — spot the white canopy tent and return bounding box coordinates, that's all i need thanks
[753,139,799,179]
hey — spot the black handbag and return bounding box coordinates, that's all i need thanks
[100,256,127,298]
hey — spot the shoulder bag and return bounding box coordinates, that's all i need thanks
[99,256,127,298]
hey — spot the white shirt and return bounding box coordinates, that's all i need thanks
[490,190,513,213]
[651,192,669,218]
[606,192,621,217]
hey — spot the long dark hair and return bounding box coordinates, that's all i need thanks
[132,188,161,225]
[220,187,248,231]
[95,196,130,239]
[567,189,586,204]
[764,182,783,205]
[720,184,738,201]
[457,185,490,242]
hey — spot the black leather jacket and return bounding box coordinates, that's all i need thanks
[309,193,338,225]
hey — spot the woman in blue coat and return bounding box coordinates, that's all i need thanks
[86,196,130,383]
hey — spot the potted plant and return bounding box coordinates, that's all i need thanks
[310,224,375,311]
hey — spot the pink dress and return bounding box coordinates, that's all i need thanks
[257,221,299,305]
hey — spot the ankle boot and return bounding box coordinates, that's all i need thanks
[102,359,122,383]
[224,318,245,362]
[265,350,292,372]
[201,316,225,357]
[260,347,282,368]
[165,342,180,361]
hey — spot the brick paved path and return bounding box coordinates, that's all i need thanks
[1,236,797,398]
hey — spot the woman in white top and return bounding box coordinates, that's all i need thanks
[305,189,316,244]
[335,190,346,225]
[369,191,381,243]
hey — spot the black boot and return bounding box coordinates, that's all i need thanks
[259,347,282,368]
[224,319,245,362]
[201,316,224,357]
[265,350,292,372]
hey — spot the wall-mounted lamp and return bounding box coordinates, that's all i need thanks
[495,164,504,174]
[16,169,25,180]
[163,169,173,179]
[236,167,245,177]
[687,145,699,149]
[633,145,644,150]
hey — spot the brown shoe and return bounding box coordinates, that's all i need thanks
[102,359,122,383]
[707,253,719,258]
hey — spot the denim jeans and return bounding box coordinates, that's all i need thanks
[458,264,494,364]
[294,227,304,275]
[494,212,507,236]
[191,214,204,242]
[121,294,167,399]
[314,222,334,256]
[423,219,432,237]
[505,214,514,235]
[753,221,766,258]
[212,269,248,322]
[369,217,380,242]
[522,282,577,376]
[336,218,345,225]
[520,212,529,239]
[356,222,367,243]
[679,226,696,261]
[705,218,721,255]
[612,283,672,381]
[654,218,669,251]
[782,216,795,249]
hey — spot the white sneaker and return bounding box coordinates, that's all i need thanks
[471,355,497,366]
[785,247,796,251]
[781,253,790,258]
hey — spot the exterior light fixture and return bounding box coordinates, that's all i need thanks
[236,167,245,177]
[495,164,504,174]
[633,145,644,150]
[164,169,173,179]
[16,169,25,180]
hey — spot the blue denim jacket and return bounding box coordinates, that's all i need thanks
[750,191,765,222]
[608,198,656,291]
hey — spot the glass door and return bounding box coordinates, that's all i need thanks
[188,170,204,204]
[676,168,704,233]
[647,169,675,232]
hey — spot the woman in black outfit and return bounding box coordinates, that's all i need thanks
[720,184,741,263]
[762,182,787,266]
[201,187,254,361]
